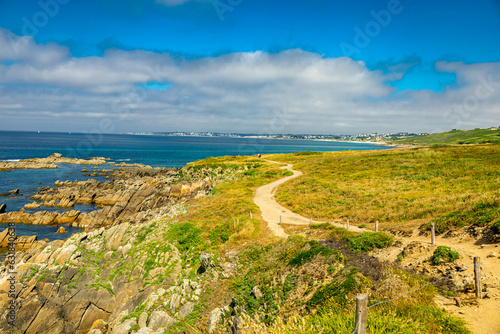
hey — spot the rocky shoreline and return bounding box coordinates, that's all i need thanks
[0,153,110,171]
[0,154,234,234]
[0,166,211,229]
[0,154,247,333]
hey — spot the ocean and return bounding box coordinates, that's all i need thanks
[0,131,392,242]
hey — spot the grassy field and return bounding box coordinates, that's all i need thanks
[267,145,500,232]
[156,151,472,333]
[391,127,500,146]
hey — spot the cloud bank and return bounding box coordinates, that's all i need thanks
[0,29,499,134]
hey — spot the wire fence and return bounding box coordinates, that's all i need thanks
[349,220,482,334]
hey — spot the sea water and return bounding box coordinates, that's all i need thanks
[0,131,392,242]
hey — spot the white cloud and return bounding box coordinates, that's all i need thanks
[0,28,499,134]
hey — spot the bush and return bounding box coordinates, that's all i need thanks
[165,222,204,252]
[307,267,360,308]
[493,221,500,234]
[431,246,459,265]
[346,232,394,253]
[288,241,342,266]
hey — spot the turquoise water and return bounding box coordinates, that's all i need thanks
[0,131,393,241]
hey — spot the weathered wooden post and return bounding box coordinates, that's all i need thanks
[375,220,378,232]
[280,215,282,225]
[346,219,349,230]
[355,295,367,334]
[431,222,435,245]
[474,257,482,299]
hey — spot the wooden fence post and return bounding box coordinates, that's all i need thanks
[355,295,367,334]
[346,219,349,230]
[431,222,435,245]
[375,220,378,232]
[474,257,482,299]
[279,215,282,225]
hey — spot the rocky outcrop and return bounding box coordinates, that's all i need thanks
[21,168,211,229]
[0,228,37,250]
[0,165,217,229]
[0,153,107,171]
[0,222,183,334]
[0,210,81,225]
[24,202,41,209]
[0,189,20,196]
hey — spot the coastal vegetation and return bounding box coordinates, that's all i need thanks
[269,144,500,233]
[3,142,493,333]
[391,127,500,146]
[157,153,471,333]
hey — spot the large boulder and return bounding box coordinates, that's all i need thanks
[111,318,136,334]
[148,309,174,331]
[207,308,223,333]
[178,302,194,319]
[24,202,41,209]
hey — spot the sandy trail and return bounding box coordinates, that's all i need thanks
[411,235,500,334]
[253,162,500,334]
[253,162,363,238]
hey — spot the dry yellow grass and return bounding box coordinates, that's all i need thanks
[266,145,500,232]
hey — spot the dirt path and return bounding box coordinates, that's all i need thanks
[414,235,500,334]
[254,162,500,334]
[253,162,363,238]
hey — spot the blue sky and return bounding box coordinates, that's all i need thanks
[0,0,499,134]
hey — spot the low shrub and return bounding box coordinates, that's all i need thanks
[492,221,500,234]
[431,246,459,265]
[165,222,204,252]
[288,241,342,266]
[346,232,394,253]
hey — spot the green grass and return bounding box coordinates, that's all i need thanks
[346,232,394,253]
[392,127,500,146]
[287,240,342,266]
[306,266,360,308]
[269,144,500,232]
[172,157,293,250]
[431,246,460,265]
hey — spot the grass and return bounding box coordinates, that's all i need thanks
[431,246,460,265]
[426,199,500,232]
[346,231,394,253]
[95,146,475,333]
[237,266,470,334]
[268,144,500,232]
[287,241,342,266]
[391,127,500,146]
[172,156,292,250]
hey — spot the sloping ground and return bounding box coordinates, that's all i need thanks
[254,162,364,238]
[268,145,500,233]
[261,146,500,334]
[392,128,500,145]
[373,231,500,334]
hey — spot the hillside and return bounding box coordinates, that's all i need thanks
[269,145,500,234]
[3,146,500,333]
[391,128,500,146]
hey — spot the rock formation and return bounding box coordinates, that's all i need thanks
[0,229,37,251]
[0,189,20,196]
[0,153,107,171]
[0,166,215,229]
[0,222,185,333]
